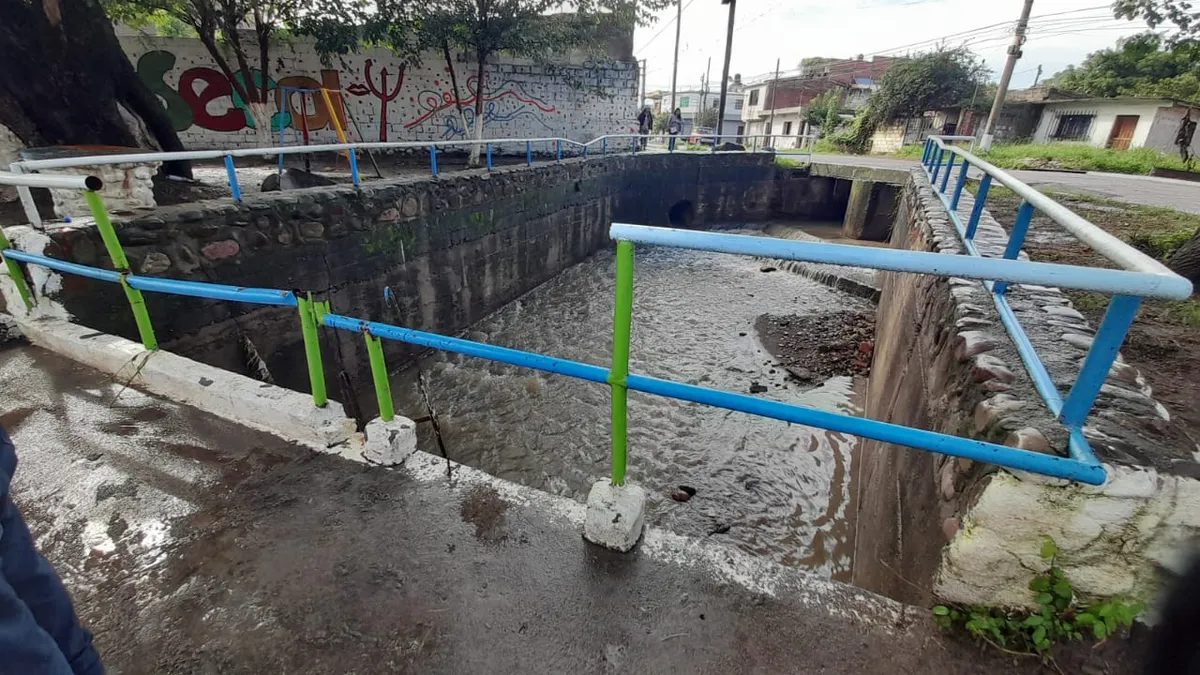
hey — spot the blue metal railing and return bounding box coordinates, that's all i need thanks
[916,135,1191,476]
[4,147,1190,487]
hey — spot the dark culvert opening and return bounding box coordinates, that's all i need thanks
[668,200,695,227]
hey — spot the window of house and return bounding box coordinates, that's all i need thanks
[680,96,690,108]
[1052,113,1095,141]
[734,98,744,111]
[783,121,793,135]
[765,121,772,136]
[749,89,760,106]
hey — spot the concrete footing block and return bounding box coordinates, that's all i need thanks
[363,417,418,466]
[583,479,647,552]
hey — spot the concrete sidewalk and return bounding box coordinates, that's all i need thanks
[2,342,1026,674]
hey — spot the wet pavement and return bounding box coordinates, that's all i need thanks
[1,341,1030,674]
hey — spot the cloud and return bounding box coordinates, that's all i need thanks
[635,0,1151,92]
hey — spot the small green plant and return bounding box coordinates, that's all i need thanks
[933,537,1143,663]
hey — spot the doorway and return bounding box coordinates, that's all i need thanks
[1107,115,1139,150]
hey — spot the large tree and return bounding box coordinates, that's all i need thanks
[106,0,305,147]
[0,0,190,175]
[1049,33,1200,103]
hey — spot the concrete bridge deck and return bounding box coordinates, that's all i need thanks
[0,340,1033,674]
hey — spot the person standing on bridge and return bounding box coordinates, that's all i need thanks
[637,107,653,150]
[668,108,684,152]
[0,425,104,675]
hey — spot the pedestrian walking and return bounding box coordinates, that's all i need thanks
[667,107,683,151]
[637,106,653,150]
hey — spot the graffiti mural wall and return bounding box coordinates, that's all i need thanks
[119,36,639,150]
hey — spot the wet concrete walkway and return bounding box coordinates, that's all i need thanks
[1,342,1026,674]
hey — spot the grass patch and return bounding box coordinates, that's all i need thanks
[980,142,1187,175]
[776,156,809,169]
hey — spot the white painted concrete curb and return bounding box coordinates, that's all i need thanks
[17,316,361,453]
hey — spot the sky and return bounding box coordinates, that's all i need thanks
[633,0,1155,92]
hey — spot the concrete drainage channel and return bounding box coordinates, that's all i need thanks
[5,153,1192,622]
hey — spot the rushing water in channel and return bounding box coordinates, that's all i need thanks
[392,229,872,578]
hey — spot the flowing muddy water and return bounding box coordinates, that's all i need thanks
[392,226,873,579]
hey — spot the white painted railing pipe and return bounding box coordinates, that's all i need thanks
[0,171,101,190]
[928,136,1175,277]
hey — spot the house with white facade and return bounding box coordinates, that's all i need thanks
[648,76,746,138]
[1032,97,1199,154]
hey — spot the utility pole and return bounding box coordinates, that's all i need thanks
[767,58,780,146]
[699,57,712,113]
[639,59,647,109]
[669,0,682,111]
[980,0,1034,152]
[716,0,737,145]
[1032,64,1043,87]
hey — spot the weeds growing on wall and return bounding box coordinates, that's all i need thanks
[933,537,1143,667]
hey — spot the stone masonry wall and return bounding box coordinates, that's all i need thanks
[120,35,638,150]
[11,153,780,409]
[854,169,1200,608]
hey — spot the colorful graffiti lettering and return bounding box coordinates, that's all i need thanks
[136,50,345,133]
[404,75,558,133]
[345,59,404,142]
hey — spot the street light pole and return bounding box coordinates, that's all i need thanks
[669,0,682,111]
[980,0,1034,152]
[716,0,737,146]
[767,58,780,147]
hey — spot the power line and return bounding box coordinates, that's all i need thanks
[634,0,697,56]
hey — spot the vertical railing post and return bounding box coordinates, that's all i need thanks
[526,141,533,166]
[348,149,361,189]
[939,152,956,193]
[1059,294,1142,428]
[922,139,931,165]
[993,201,1036,295]
[224,155,242,203]
[950,157,970,211]
[631,137,637,154]
[277,87,289,175]
[556,140,562,163]
[83,191,157,350]
[364,330,394,422]
[0,228,33,310]
[602,138,607,155]
[931,147,944,184]
[486,143,493,171]
[608,240,635,486]
[429,145,439,177]
[966,174,992,239]
[583,143,589,159]
[297,292,327,407]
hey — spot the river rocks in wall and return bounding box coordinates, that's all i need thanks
[139,252,172,275]
[261,168,338,192]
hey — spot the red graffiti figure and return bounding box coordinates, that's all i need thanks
[346,59,404,142]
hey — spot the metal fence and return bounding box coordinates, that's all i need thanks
[8,132,812,228]
[2,140,1189,487]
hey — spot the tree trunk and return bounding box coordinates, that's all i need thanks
[468,51,487,168]
[442,42,471,140]
[0,0,191,177]
[1167,227,1200,289]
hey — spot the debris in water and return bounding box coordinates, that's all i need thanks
[671,485,697,502]
[759,265,777,273]
[748,381,768,394]
[708,523,731,536]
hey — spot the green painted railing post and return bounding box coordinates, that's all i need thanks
[364,330,395,422]
[297,293,328,407]
[84,191,157,350]
[608,240,635,486]
[0,228,33,310]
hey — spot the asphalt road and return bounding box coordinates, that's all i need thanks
[809,154,1200,215]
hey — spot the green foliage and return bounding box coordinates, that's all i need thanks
[933,537,1143,662]
[1113,0,1200,43]
[652,111,671,133]
[805,91,842,136]
[776,156,809,169]
[982,142,1188,175]
[1049,33,1200,103]
[694,106,719,130]
[869,47,987,123]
